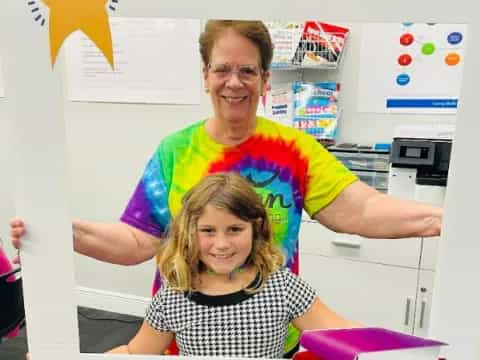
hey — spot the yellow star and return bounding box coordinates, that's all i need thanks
[42,0,114,69]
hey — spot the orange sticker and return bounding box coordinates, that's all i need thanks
[42,0,114,69]
[445,52,460,66]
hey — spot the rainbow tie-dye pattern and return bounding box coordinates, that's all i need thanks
[121,116,357,353]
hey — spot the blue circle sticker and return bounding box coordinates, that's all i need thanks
[396,73,410,86]
[447,32,463,45]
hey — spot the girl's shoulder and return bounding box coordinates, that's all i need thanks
[271,267,296,279]
[265,267,312,291]
[154,281,186,302]
[264,267,296,286]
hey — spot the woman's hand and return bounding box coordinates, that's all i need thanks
[10,218,26,249]
[9,218,26,264]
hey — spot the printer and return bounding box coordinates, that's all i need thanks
[388,125,453,207]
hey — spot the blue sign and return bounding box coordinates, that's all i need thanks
[386,99,458,108]
[447,32,463,45]
[396,73,410,86]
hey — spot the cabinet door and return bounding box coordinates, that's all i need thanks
[414,184,445,270]
[299,218,422,268]
[413,270,435,337]
[420,236,440,270]
[299,253,418,333]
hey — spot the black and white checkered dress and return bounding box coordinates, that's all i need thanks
[145,268,316,358]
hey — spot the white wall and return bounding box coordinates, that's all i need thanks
[63,70,213,299]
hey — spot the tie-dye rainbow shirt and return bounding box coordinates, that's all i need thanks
[120,116,357,352]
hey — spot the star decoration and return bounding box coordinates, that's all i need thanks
[42,0,114,68]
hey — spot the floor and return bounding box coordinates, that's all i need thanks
[0,307,143,360]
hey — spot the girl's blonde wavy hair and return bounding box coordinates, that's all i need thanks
[158,172,284,293]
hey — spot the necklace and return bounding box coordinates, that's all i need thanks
[206,264,248,280]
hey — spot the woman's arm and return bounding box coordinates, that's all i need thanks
[73,220,160,265]
[314,181,442,238]
[107,320,174,354]
[10,217,159,265]
[292,298,362,331]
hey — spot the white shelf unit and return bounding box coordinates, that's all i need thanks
[266,21,350,70]
[265,21,350,144]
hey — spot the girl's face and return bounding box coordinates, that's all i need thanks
[196,204,253,276]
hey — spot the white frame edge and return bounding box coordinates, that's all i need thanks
[1,0,479,359]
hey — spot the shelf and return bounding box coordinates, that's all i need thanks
[330,151,391,172]
[266,21,350,70]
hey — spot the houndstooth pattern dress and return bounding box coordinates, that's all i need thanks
[145,268,316,358]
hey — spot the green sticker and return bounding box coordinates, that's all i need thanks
[422,43,436,55]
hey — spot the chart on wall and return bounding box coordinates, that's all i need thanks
[357,23,467,114]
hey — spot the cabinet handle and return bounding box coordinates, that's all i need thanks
[404,297,411,326]
[419,300,427,328]
[331,237,361,248]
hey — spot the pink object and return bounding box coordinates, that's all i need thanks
[300,327,447,360]
[0,246,21,339]
[0,247,14,282]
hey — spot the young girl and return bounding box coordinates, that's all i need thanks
[108,172,360,358]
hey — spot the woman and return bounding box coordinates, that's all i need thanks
[10,20,442,357]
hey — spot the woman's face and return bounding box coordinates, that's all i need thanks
[203,29,270,127]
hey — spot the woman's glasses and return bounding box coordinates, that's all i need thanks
[208,63,263,82]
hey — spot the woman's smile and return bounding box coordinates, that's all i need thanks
[221,95,248,104]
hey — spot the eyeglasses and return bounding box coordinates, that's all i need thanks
[208,63,263,82]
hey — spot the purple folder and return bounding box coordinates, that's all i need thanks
[300,327,447,360]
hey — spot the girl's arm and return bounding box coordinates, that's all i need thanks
[107,320,174,354]
[292,298,363,331]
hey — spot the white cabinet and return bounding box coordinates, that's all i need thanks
[415,184,445,271]
[414,270,435,337]
[298,219,437,335]
[299,218,422,268]
[299,253,418,333]
[420,237,440,270]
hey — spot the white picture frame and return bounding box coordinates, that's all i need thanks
[1,0,479,359]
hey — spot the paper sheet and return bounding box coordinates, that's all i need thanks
[357,23,467,114]
[65,17,201,104]
[258,83,293,126]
